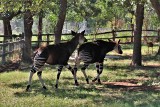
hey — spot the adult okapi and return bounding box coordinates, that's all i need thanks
[74,39,123,84]
[26,30,87,91]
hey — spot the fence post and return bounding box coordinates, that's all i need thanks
[131,24,134,43]
[8,39,13,57]
[112,29,116,41]
[21,33,25,60]
[2,41,6,64]
[47,34,49,45]
[18,39,23,61]
[158,29,160,42]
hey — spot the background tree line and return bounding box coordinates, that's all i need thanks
[0,0,160,66]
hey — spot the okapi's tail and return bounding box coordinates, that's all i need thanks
[74,50,81,66]
[32,43,47,60]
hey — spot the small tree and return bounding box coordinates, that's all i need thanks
[131,1,144,66]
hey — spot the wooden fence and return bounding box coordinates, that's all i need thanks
[0,38,24,64]
[0,29,159,64]
[0,29,159,45]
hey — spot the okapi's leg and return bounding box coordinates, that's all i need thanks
[55,65,63,89]
[26,66,36,91]
[66,64,79,86]
[37,71,47,90]
[81,63,89,84]
[26,51,47,91]
[97,63,103,84]
[92,63,99,82]
[73,57,81,86]
[92,63,103,84]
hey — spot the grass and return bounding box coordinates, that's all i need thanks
[0,45,160,107]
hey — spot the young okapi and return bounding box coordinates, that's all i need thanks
[74,39,123,84]
[26,30,87,91]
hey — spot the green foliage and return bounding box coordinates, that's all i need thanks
[66,0,101,22]
[0,0,22,13]
[0,0,160,35]
[150,15,160,29]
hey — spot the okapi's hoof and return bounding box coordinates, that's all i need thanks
[75,80,79,86]
[55,84,58,89]
[26,85,30,91]
[75,82,79,86]
[92,78,97,82]
[98,79,101,84]
[43,86,47,90]
[86,78,89,84]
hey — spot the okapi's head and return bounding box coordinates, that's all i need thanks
[109,39,123,54]
[71,30,87,44]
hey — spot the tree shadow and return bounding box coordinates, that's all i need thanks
[102,81,160,92]
[12,81,102,100]
[133,65,160,70]
[142,55,160,62]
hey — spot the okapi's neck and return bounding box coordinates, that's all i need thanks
[105,42,116,53]
[67,36,79,54]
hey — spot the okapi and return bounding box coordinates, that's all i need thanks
[26,30,87,91]
[74,39,123,84]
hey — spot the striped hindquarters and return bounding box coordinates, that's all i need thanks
[78,50,93,63]
[33,51,48,71]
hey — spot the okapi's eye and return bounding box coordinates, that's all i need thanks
[118,45,120,48]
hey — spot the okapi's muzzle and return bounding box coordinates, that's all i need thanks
[119,49,123,54]
[114,39,123,54]
[117,45,123,54]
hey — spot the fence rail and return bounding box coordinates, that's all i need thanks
[0,29,159,45]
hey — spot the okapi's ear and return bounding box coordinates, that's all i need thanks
[71,30,77,36]
[108,39,112,42]
[81,30,85,35]
[118,39,120,44]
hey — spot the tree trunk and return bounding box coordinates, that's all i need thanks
[54,0,67,44]
[38,11,43,47]
[22,9,33,63]
[3,18,12,41]
[150,0,160,56]
[131,2,144,66]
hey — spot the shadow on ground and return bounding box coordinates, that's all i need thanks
[102,81,160,92]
